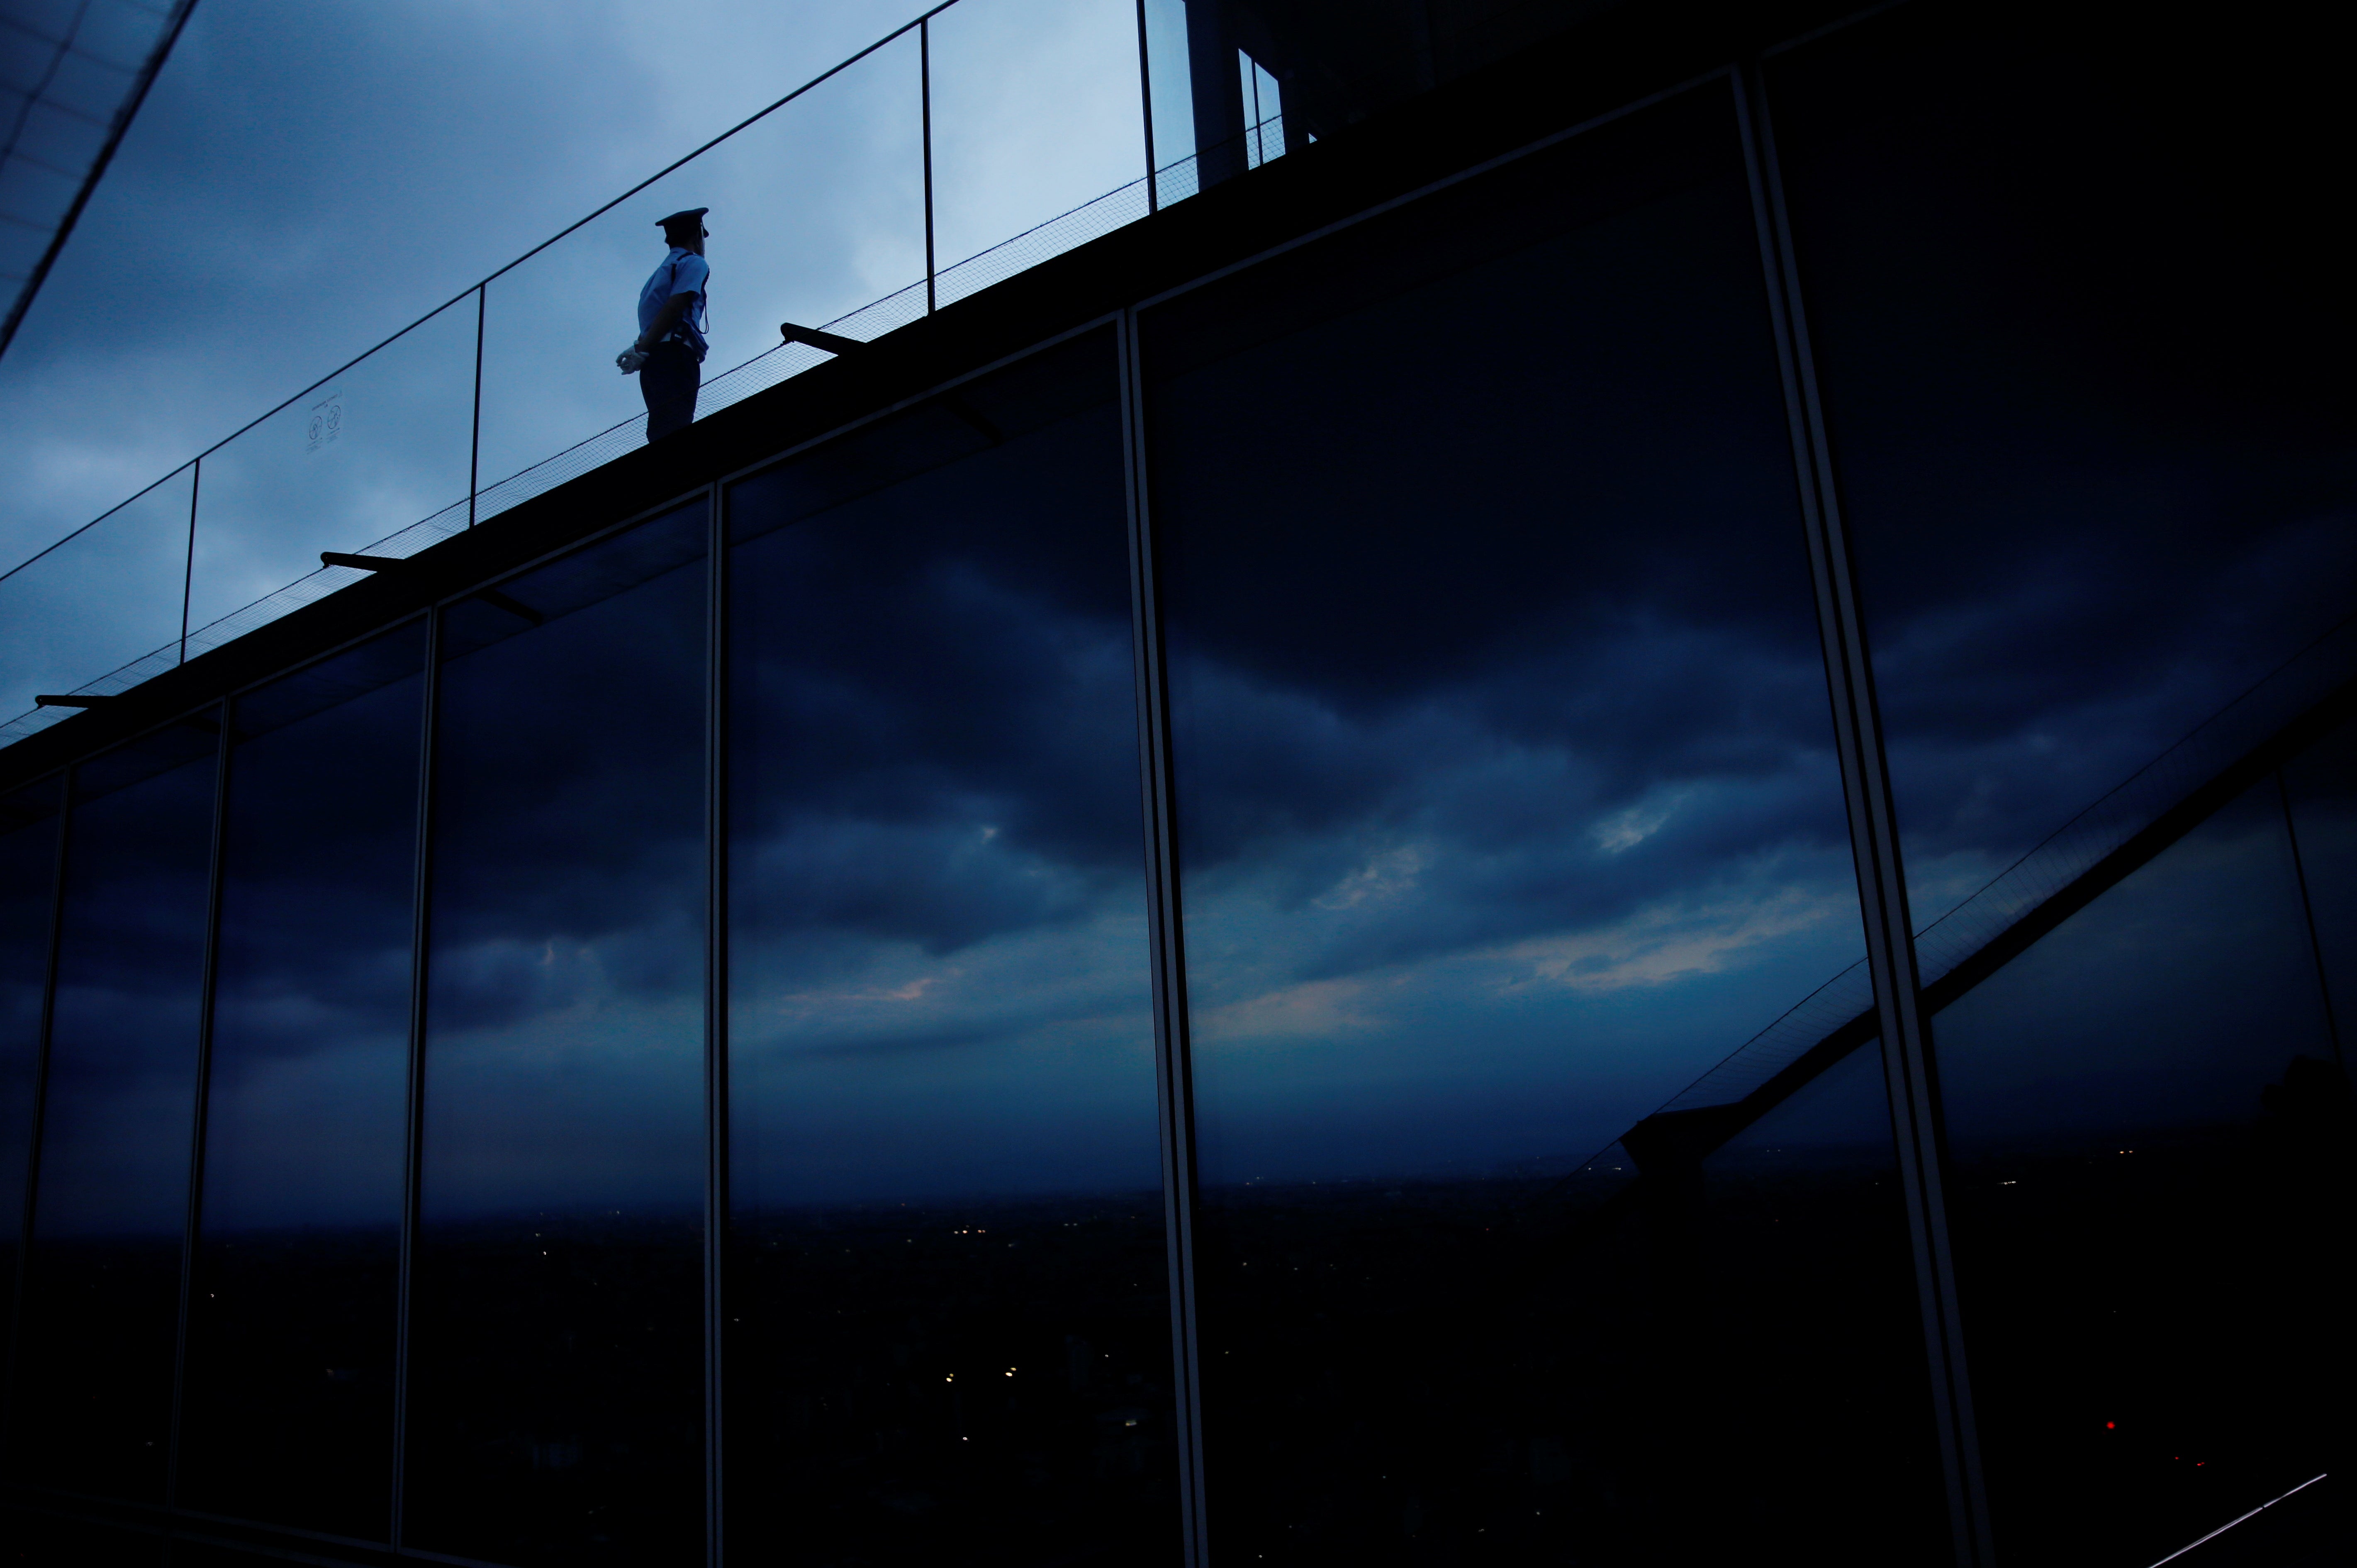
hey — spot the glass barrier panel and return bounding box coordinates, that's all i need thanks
[0,466,194,743]
[472,34,923,524]
[183,297,476,643]
[928,0,1148,309]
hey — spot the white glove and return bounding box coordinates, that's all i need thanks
[617,344,650,374]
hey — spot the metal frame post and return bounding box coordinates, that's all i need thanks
[1733,61,1993,1568]
[702,483,730,1568]
[922,20,937,316]
[1135,0,1159,212]
[469,287,487,529]
[1118,307,1209,1568]
[389,606,441,1548]
[163,701,235,1509]
[180,458,200,664]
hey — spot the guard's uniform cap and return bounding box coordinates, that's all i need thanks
[657,207,709,231]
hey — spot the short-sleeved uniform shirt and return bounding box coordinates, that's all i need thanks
[638,248,710,359]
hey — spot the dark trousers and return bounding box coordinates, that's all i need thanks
[641,341,700,440]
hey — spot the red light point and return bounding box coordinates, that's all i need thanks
[2105,1422,2116,1430]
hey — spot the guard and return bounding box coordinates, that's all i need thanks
[618,207,710,440]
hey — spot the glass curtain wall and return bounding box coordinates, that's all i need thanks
[1140,82,1945,1563]
[1766,0,2357,1561]
[26,3,2357,1556]
[1926,775,2347,1566]
[0,779,62,1366]
[7,718,221,1501]
[177,625,429,1538]
[723,330,1177,1564]
[408,505,710,1566]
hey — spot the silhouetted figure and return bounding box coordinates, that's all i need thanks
[618,207,709,440]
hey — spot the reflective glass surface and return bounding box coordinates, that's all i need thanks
[178,625,427,1535]
[1144,85,1940,1561]
[0,779,61,1365]
[724,330,1176,1564]
[1541,1035,1937,1559]
[1769,3,2357,1558]
[1931,780,2346,1564]
[1769,0,2357,927]
[407,506,707,1565]
[8,718,219,1499]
